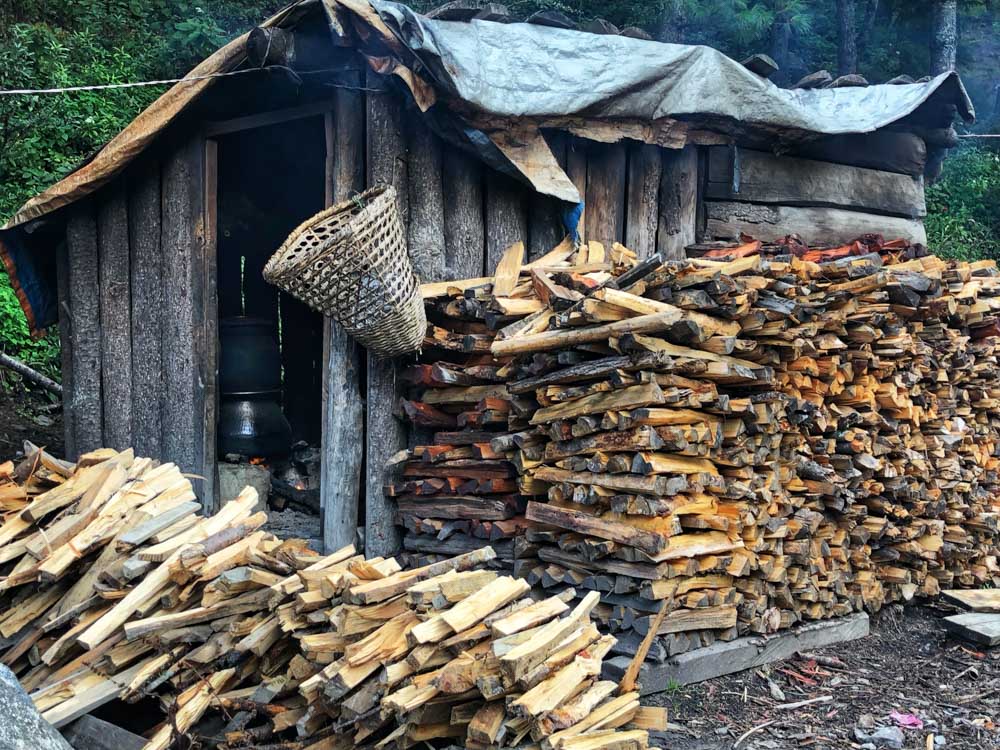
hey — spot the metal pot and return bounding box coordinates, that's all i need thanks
[218,317,292,457]
[218,397,293,458]
[219,316,282,395]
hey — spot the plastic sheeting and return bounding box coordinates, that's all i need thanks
[373,1,973,135]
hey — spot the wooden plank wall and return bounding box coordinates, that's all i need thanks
[60,137,213,505]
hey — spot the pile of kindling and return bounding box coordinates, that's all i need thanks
[0,448,662,749]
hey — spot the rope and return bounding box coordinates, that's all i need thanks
[0,67,386,96]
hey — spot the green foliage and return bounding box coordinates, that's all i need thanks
[0,265,60,390]
[925,145,1000,262]
[0,0,284,382]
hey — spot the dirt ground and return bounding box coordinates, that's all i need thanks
[648,603,1000,750]
[0,387,63,459]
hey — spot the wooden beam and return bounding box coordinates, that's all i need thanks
[585,142,626,249]
[322,79,365,553]
[443,149,485,279]
[61,715,146,750]
[485,171,528,274]
[625,143,661,260]
[706,146,926,218]
[657,145,697,260]
[66,204,103,456]
[602,613,869,692]
[789,131,926,177]
[201,138,219,512]
[704,201,927,246]
[54,242,75,459]
[128,158,164,459]
[364,70,408,557]
[161,137,206,492]
[203,100,335,137]
[406,116,447,282]
[97,182,133,451]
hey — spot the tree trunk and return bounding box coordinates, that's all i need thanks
[856,0,879,61]
[769,20,791,80]
[837,0,858,76]
[930,0,957,74]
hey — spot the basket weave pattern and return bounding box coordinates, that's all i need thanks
[263,186,426,358]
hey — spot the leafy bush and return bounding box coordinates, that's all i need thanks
[0,265,61,391]
[925,144,1000,262]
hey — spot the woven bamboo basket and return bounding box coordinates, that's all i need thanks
[263,186,425,358]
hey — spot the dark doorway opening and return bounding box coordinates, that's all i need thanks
[215,115,326,449]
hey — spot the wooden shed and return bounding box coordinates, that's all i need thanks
[0,0,973,556]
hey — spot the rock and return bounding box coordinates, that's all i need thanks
[854,726,905,749]
[793,70,833,89]
[827,74,870,88]
[887,74,916,85]
[0,665,73,750]
[581,18,619,35]
[525,10,575,29]
[620,26,653,40]
[741,54,779,79]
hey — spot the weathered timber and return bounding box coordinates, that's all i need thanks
[625,143,661,260]
[657,146,697,260]
[128,158,164,459]
[704,201,927,245]
[98,181,132,450]
[66,205,103,456]
[706,147,926,218]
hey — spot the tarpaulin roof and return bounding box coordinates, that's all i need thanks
[3,0,974,231]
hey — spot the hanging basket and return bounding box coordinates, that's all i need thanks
[263,186,425,358]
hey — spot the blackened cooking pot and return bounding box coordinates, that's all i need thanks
[218,317,292,457]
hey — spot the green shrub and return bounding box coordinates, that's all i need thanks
[0,265,61,390]
[925,145,1000,262]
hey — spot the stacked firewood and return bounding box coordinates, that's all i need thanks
[404,236,1000,660]
[0,448,661,749]
[396,240,643,565]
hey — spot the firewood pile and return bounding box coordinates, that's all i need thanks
[397,240,643,566]
[0,447,662,749]
[402,235,1000,660]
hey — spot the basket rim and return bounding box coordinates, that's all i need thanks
[263,185,396,281]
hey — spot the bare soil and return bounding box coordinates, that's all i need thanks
[0,387,63,459]
[647,604,1000,750]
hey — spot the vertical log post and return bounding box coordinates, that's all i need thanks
[364,71,408,557]
[98,182,132,451]
[657,145,698,260]
[161,137,208,501]
[625,143,662,259]
[322,74,365,553]
[585,142,627,249]
[54,244,75,459]
[443,150,485,279]
[485,171,528,273]
[65,205,103,456]
[129,159,164,460]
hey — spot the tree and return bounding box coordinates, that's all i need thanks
[930,0,957,73]
[837,0,857,75]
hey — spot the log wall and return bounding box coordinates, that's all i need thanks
[55,66,928,554]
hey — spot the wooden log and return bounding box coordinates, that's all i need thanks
[407,116,447,282]
[98,181,132,451]
[625,143,661,260]
[55,243,75,457]
[0,351,61,395]
[161,137,206,489]
[657,146,697,260]
[585,142,626,249]
[789,131,926,177]
[602,613,870,693]
[486,171,529,273]
[128,158,164,459]
[365,70,409,557]
[443,148,485,278]
[706,147,926,218]
[704,201,927,245]
[66,205,103,455]
[566,138,587,241]
[322,85,365,553]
